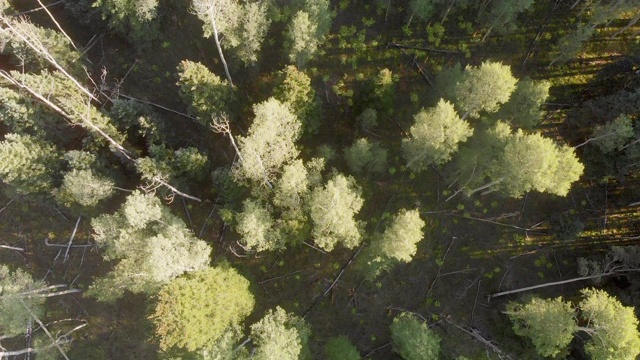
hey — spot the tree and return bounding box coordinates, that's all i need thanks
[87,191,211,302]
[0,265,45,337]
[93,0,160,45]
[226,1,270,65]
[377,209,426,263]
[408,0,437,25]
[234,98,301,186]
[371,68,397,116]
[461,123,584,198]
[235,199,282,252]
[0,18,82,73]
[344,138,388,175]
[402,99,473,171]
[590,114,635,154]
[273,65,319,133]
[505,289,640,360]
[494,78,550,130]
[55,169,115,208]
[360,209,425,279]
[390,312,441,360]
[176,60,233,123]
[285,0,332,67]
[250,307,311,360]
[324,336,360,360]
[0,133,61,194]
[453,61,517,119]
[480,0,534,40]
[286,11,319,68]
[579,288,640,360]
[150,266,254,351]
[192,0,240,86]
[505,297,577,357]
[308,174,364,251]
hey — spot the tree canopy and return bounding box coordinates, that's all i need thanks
[453,61,517,118]
[150,266,255,351]
[87,191,211,302]
[390,312,441,360]
[308,174,364,251]
[402,99,473,171]
[250,307,311,360]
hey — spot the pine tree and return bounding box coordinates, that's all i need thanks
[308,174,364,251]
[176,60,233,123]
[87,191,211,302]
[390,313,441,360]
[150,266,254,351]
[250,307,311,360]
[0,133,61,194]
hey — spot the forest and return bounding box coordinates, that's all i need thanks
[1,0,640,359]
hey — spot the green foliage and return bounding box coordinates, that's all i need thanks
[226,1,270,65]
[494,78,550,130]
[176,60,232,123]
[286,11,319,67]
[88,191,211,302]
[324,336,360,360]
[273,65,319,133]
[309,174,364,251]
[549,213,584,241]
[463,123,584,198]
[360,209,425,279]
[356,108,378,131]
[591,114,635,154]
[378,209,425,263]
[55,169,115,208]
[390,312,441,360]
[434,63,463,103]
[454,61,517,118]
[506,297,576,357]
[250,307,311,360]
[372,68,397,116]
[234,98,301,185]
[235,199,282,252]
[481,0,534,34]
[0,18,82,73]
[402,99,473,171]
[580,288,640,360]
[93,0,160,45]
[192,0,240,38]
[550,24,595,66]
[409,0,437,22]
[150,266,254,351]
[344,138,388,175]
[0,133,61,194]
[285,0,332,67]
[0,265,46,336]
[273,159,311,210]
[137,144,210,192]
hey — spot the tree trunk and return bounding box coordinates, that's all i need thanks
[207,6,234,88]
[466,177,504,197]
[488,270,639,300]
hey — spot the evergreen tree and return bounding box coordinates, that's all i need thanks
[226,1,270,65]
[390,313,441,360]
[0,133,61,194]
[494,78,550,130]
[273,65,319,133]
[93,0,160,44]
[177,60,233,123]
[579,288,640,360]
[308,174,364,251]
[55,169,115,208]
[150,266,255,351]
[506,297,577,357]
[285,0,332,67]
[87,191,211,302]
[344,138,388,175]
[324,336,360,360]
[0,265,46,337]
[454,61,517,119]
[235,199,281,252]
[402,99,473,171]
[480,0,534,38]
[250,307,311,360]
[234,98,301,186]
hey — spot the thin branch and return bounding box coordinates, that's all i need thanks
[259,267,313,285]
[44,238,94,248]
[35,0,78,50]
[18,298,70,360]
[445,320,513,360]
[0,244,25,251]
[363,342,391,358]
[8,0,65,17]
[0,197,16,215]
[426,237,456,299]
[64,216,81,262]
